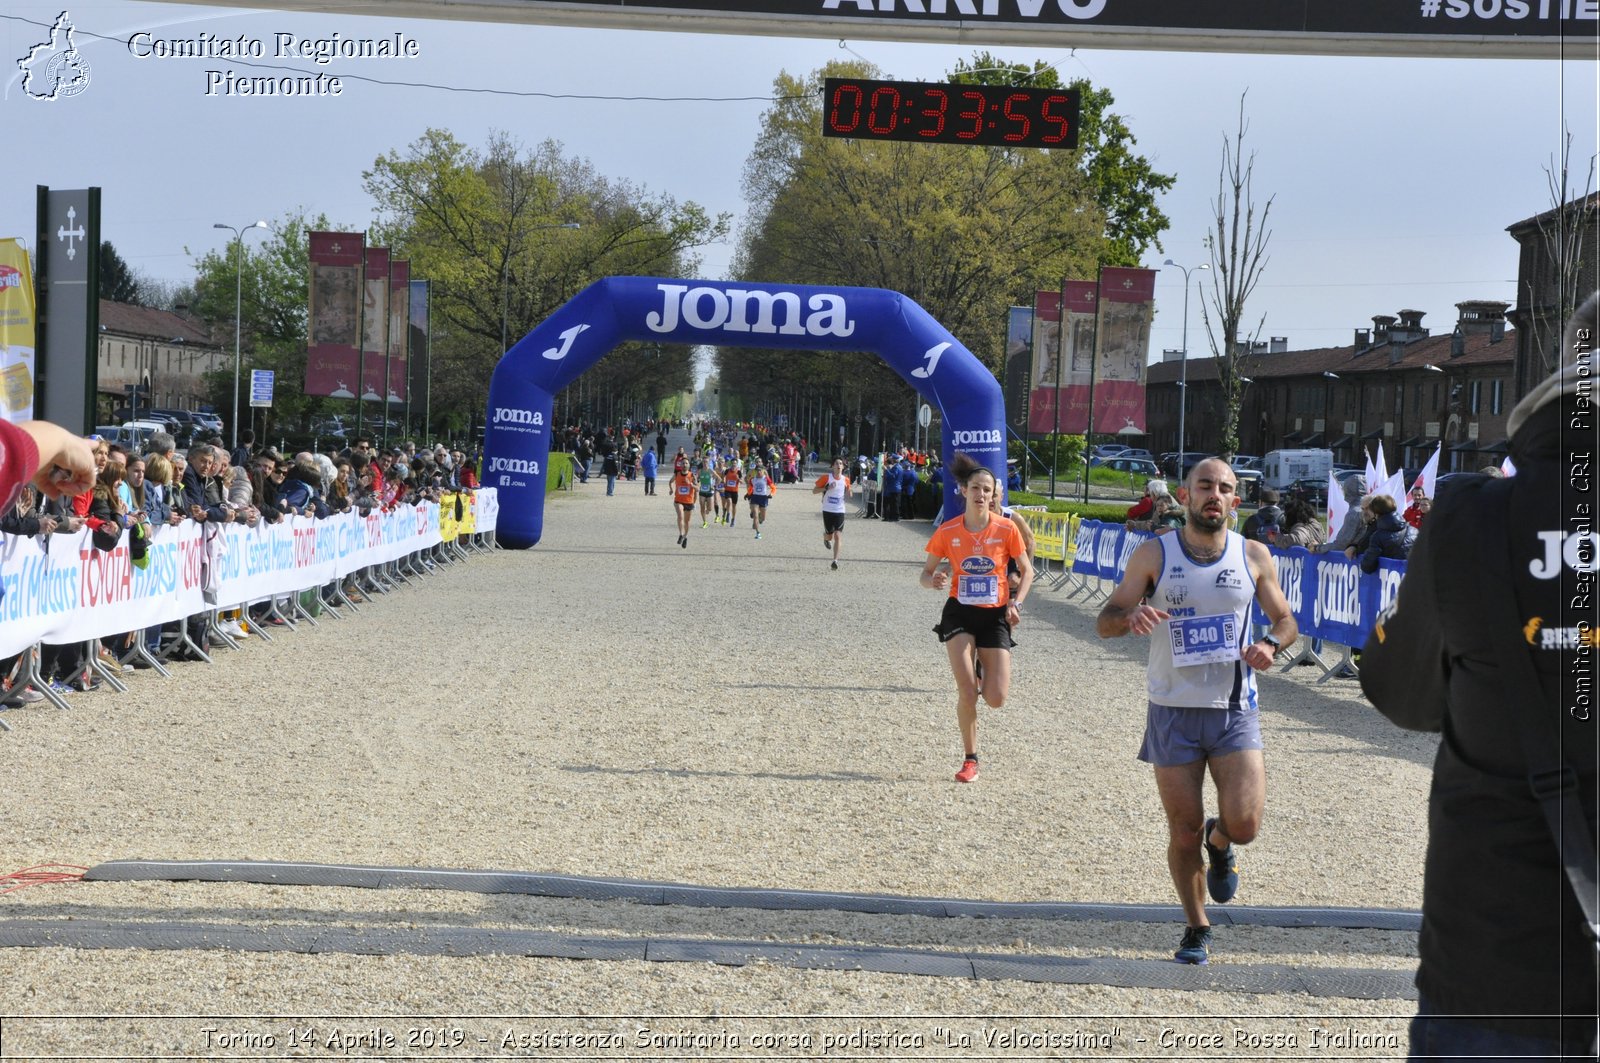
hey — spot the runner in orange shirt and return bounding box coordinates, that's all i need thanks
[919,452,1034,783]
[720,460,742,528]
[670,465,697,548]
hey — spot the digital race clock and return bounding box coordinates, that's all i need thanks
[822,77,1080,150]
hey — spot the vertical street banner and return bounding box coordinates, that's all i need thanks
[305,231,364,398]
[0,239,38,423]
[35,186,100,433]
[1091,266,1155,435]
[1027,290,1060,435]
[1001,306,1032,444]
[1028,281,1099,434]
[408,279,430,425]
[386,260,409,407]
[360,246,390,402]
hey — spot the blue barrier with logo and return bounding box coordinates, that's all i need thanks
[484,277,1007,549]
[1071,520,1406,647]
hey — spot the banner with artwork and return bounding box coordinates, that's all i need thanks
[1091,266,1155,435]
[1001,306,1032,441]
[408,279,430,419]
[386,260,409,405]
[360,246,390,402]
[305,231,364,399]
[1027,282,1099,434]
[0,239,37,423]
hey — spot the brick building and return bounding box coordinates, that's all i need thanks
[95,300,225,422]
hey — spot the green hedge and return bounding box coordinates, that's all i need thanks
[546,452,574,495]
[1007,491,1128,523]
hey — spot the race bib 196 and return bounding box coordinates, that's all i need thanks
[1169,613,1239,667]
[957,574,1000,606]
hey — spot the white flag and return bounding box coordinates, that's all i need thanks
[1326,470,1347,541]
[1414,444,1441,499]
[1502,455,1517,477]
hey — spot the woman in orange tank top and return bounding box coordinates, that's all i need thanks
[919,453,1034,783]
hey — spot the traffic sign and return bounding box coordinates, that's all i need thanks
[249,369,274,408]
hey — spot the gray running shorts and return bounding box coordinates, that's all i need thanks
[1138,701,1263,767]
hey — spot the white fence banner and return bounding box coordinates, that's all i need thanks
[0,501,451,659]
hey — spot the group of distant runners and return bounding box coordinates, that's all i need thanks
[665,446,812,551]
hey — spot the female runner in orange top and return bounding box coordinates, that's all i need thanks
[670,465,697,548]
[919,452,1034,782]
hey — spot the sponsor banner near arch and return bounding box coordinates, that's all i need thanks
[484,276,1007,549]
[0,497,488,660]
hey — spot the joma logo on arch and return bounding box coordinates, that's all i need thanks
[645,284,855,338]
[493,407,542,425]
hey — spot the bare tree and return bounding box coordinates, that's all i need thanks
[1525,131,1597,384]
[1200,94,1274,458]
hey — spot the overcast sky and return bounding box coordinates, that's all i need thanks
[4,2,1596,364]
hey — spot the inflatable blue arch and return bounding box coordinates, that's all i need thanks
[484,277,1006,549]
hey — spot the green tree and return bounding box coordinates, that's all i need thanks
[728,56,1170,446]
[364,129,729,431]
[948,54,1174,266]
[99,240,142,304]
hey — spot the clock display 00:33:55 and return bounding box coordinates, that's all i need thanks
[822,77,1080,150]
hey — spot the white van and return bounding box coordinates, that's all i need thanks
[1261,448,1333,490]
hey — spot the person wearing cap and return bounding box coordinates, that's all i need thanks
[1361,291,1598,1060]
[881,454,903,523]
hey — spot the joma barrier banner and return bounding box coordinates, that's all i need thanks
[1068,520,1407,649]
[473,488,498,534]
[0,498,457,659]
[485,277,1005,549]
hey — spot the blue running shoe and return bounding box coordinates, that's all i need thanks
[1174,925,1211,965]
[1203,817,1239,903]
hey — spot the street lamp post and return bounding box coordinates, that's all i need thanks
[213,220,269,451]
[1163,259,1209,463]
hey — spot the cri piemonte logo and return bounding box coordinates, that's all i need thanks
[18,11,92,101]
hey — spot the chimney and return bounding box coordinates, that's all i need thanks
[1270,336,1288,353]
[1162,348,1184,363]
[1372,315,1397,344]
[1354,327,1371,352]
[1490,319,1505,344]
[1392,309,1429,343]
[1451,327,1465,358]
[1455,299,1511,335]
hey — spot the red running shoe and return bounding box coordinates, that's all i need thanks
[954,758,979,783]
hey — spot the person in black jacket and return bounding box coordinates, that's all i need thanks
[1361,291,1598,1059]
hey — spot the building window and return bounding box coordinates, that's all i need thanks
[1345,389,1355,415]
[1491,378,1504,416]
[1413,381,1422,413]
[1470,380,1482,414]
[1395,384,1403,415]
[1432,382,1440,409]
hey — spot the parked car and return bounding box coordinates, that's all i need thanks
[1117,447,1156,463]
[1093,456,1161,478]
[1233,466,1264,501]
[1160,451,1212,480]
[1089,443,1131,460]
[1286,477,1330,507]
[1232,455,1263,472]
[191,410,224,433]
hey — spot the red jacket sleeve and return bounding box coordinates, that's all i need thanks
[0,419,40,514]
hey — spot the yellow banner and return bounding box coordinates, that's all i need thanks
[1013,509,1081,563]
[439,491,459,542]
[458,489,477,535]
[0,239,37,422]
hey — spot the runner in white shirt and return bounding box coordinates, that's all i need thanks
[813,458,851,570]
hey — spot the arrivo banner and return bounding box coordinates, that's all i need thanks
[1067,519,1405,648]
[483,0,1584,58]
[0,490,497,659]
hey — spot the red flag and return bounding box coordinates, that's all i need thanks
[305,232,363,398]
